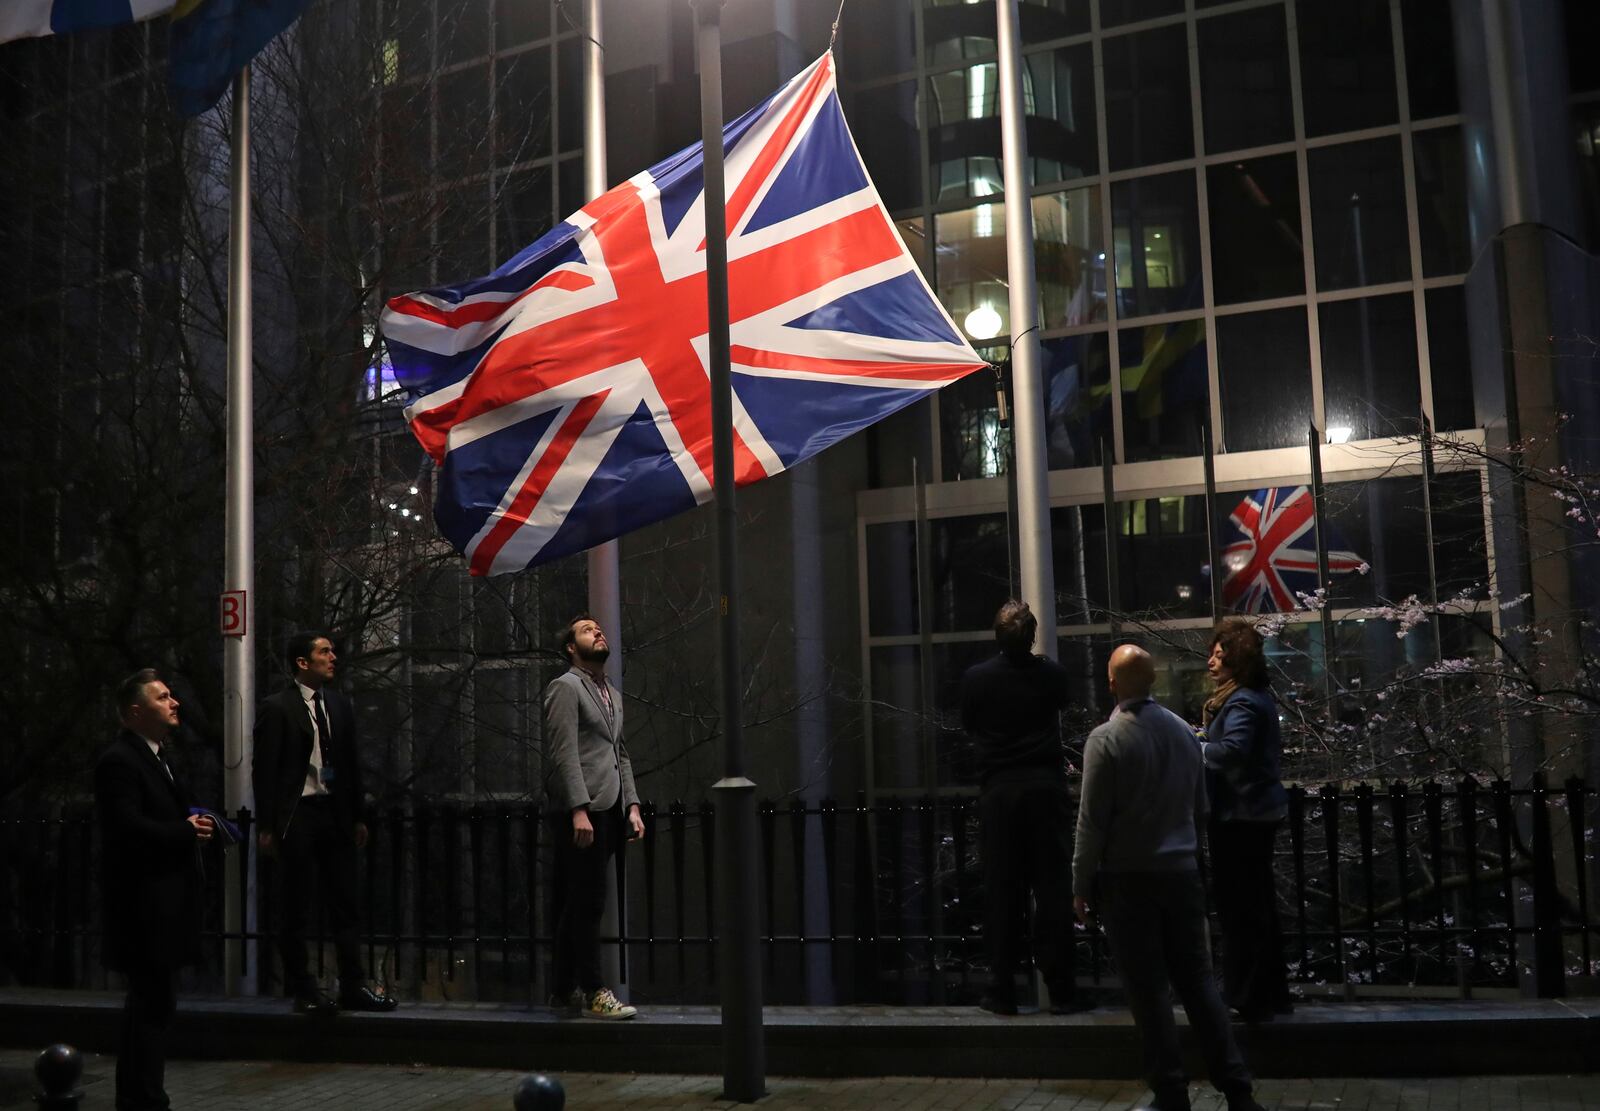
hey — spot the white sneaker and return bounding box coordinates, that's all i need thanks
[581,986,637,1020]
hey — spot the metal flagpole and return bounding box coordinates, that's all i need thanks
[222,66,257,995]
[582,0,623,691]
[994,0,1056,658]
[692,0,765,1098]
[580,0,629,1001]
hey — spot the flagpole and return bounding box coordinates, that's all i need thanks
[223,65,257,996]
[994,0,1057,657]
[582,0,623,689]
[581,0,629,1001]
[692,0,765,1099]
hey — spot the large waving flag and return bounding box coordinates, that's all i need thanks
[1,0,172,42]
[1220,486,1366,613]
[383,53,988,577]
[168,0,310,116]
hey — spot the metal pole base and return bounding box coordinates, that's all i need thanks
[711,776,765,1101]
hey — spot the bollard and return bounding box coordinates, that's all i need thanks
[512,1073,565,1111]
[34,1044,82,1110]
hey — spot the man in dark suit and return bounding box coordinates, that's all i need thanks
[543,613,644,1019]
[95,668,214,1111]
[253,632,395,1015]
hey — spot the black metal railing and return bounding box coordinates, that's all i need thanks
[4,776,1597,1003]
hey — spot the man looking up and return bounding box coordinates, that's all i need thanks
[959,599,1087,1015]
[95,669,213,1111]
[254,632,396,1015]
[543,614,644,1019]
[1073,645,1263,1111]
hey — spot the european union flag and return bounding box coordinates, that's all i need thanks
[168,0,309,117]
[0,0,173,44]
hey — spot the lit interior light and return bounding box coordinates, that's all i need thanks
[1327,426,1354,444]
[1176,583,1194,601]
[400,508,411,518]
[1223,550,1251,574]
[388,502,398,510]
[408,485,419,495]
[1097,252,1106,261]
[964,304,1003,340]
[1153,232,1163,239]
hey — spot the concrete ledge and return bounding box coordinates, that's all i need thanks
[1,990,1594,1079]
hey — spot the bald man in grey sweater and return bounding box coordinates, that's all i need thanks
[1072,646,1262,1111]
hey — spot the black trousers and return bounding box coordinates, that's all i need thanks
[1209,819,1290,1017]
[551,804,622,997]
[275,796,364,994]
[1100,870,1253,1107]
[116,962,176,1111]
[979,778,1077,1001]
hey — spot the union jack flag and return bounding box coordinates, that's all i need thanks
[382,53,986,576]
[1219,486,1367,613]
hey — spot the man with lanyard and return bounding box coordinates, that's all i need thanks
[543,614,645,1019]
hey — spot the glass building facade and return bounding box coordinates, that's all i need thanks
[839,0,1504,795]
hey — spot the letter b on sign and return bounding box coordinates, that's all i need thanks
[220,591,247,637]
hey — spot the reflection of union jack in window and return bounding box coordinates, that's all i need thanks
[381,53,986,576]
[1220,486,1366,613]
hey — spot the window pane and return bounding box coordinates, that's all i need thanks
[474,668,526,794]
[1424,285,1474,431]
[1308,137,1411,290]
[493,166,552,259]
[1036,187,1106,327]
[1211,485,1324,614]
[1104,25,1192,171]
[924,0,997,66]
[839,0,916,79]
[870,646,923,789]
[1323,474,1488,606]
[931,514,1013,632]
[557,36,581,153]
[438,184,490,279]
[1568,0,1600,95]
[1400,0,1458,119]
[1120,318,1209,463]
[495,47,551,167]
[1051,503,1108,624]
[1198,5,1293,154]
[1297,0,1398,137]
[853,79,922,211]
[1100,0,1182,30]
[935,201,1009,341]
[495,0,549,50]
[438,63,490,176]
[928,64,1002,204]
[1117,495,1213,618]
[1112,171,1202,318]
[1413,126,1471,277]
[867,521,919,636]
[1320,293,1422,442]
[439,0,490,64]
[1026,43,1099,186]
[1207,154,1305,304]
[1216,307,1312,452]
[940,360,1009,480]
[1043,332,1111,471]
[1023,0,1092,39]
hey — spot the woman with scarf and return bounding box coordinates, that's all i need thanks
[1198,617,1293,1023]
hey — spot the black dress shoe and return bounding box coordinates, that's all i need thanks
[1049,997,1095,1016]
[978,994,1018,1016]
[339,985,399,1012]
[293,990,339,1017]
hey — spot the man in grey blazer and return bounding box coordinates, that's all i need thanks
[1072,645,1263,1111]
[543,613,644,1019]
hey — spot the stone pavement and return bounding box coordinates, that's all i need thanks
[1,1051,1598,1110]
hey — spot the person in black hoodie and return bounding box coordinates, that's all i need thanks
[959,600,1088,1015]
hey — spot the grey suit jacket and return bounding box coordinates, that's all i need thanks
[542,666,639,814]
